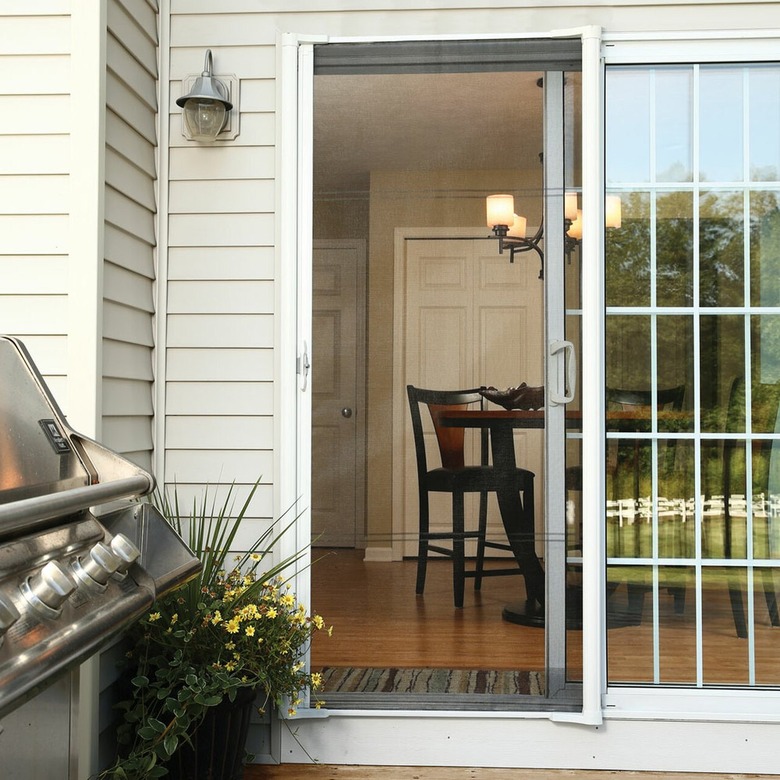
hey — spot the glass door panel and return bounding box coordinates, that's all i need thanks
[605,62,780,688]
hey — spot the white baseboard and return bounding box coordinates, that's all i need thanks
[362,547,395,562]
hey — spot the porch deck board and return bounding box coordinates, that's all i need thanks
[246,766,767,780]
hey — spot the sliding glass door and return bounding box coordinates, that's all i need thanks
[605,62,780,686]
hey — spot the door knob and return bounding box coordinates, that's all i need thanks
[341,407,353,418]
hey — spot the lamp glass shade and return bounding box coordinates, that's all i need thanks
[486,194,515,228]
[508,214,527,238]
[605,194,622,229]
[565,192,579,221]
[182,98,227,142]
[568,209,583,240]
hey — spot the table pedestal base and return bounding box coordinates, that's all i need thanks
[501,586,584,630]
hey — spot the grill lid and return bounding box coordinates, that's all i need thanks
[0,336,201,718]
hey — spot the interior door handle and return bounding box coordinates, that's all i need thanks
[549,340,576,405]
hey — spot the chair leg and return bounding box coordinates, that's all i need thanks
[415,492,430,595]
[474,490,488,591]
[452,492,466,608]
[762,569,780,627]
[728,584,748,639]
[668,585,686,614]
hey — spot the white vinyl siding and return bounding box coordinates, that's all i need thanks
[0,4,70,390]
[156,2,780,772]
[102,0,159,470]
[163,16,277,523]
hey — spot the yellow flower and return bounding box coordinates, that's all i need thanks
[288,707,297,717]
[280,594,295,607]
[257,637,264,645]
[170,613,178,624]
[315,700,324,709]
[310,672,323,690]
[225,641,236,651]
[225,661,237,672]
[225,618,240,634]
[250,553,261,561]
[245,625,255,637]
[148,612,161,622]
[313,615,324,630]
[266,607,278,619]
[240,604,260,620]
[211,610,223,625]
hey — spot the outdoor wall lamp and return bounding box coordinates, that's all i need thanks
[176,49,234,142]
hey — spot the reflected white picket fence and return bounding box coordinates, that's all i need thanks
[605,492,780,559]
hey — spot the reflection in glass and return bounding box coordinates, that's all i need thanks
[606,565,653,683]
[750,191,780,307]
[755,568,780,684]
[702,567,749,685]
[605,315,650,393]
[700,67,744,183]
[699,315,745,433]
[658,566,696,684]
[700,190,745,308]
[605,193,650,307]
[658,441,695,559]
[606,69,651,184]
[657,191,694,307]
[656,68,693,182]
[750,67,780,182]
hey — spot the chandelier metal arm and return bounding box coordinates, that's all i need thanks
[493,218,545,279]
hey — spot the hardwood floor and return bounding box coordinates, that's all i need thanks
[310,549,549,671]
[310,548,780,685]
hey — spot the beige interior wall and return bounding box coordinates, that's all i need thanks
[365,167,542,550]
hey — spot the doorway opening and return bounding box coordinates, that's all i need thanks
[308,38,583,710]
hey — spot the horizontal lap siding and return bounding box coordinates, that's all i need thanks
[103,0,158,468]
[165,19,276,521]
[0,7,70,394]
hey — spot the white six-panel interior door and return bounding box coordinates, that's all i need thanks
[397,231,545,558]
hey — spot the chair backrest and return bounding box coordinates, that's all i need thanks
[725,376,780,490]
[606,385,686,477]
[407,386,486,472]
[606,385,686,412]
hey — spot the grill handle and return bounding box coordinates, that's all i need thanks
[0,476,153,536]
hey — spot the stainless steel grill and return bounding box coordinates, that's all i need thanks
[0,335,200,724]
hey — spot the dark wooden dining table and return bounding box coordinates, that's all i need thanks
[438,409,568,627]
[439,407,697,629]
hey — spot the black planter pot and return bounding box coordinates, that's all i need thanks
[166,686,257,780]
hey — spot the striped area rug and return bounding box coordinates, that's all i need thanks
[319,667,544,695]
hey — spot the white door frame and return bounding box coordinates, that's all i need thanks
[280,27,605,724]
[275,26,780,774]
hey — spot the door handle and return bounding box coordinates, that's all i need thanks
[549,340,576,405]
[297,341,311,392]
[341,407,353,419]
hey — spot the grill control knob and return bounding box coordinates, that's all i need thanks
[23,561,77,617]
[110,534,141,577]
[73,542,121,589]
[0,593,20,645]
